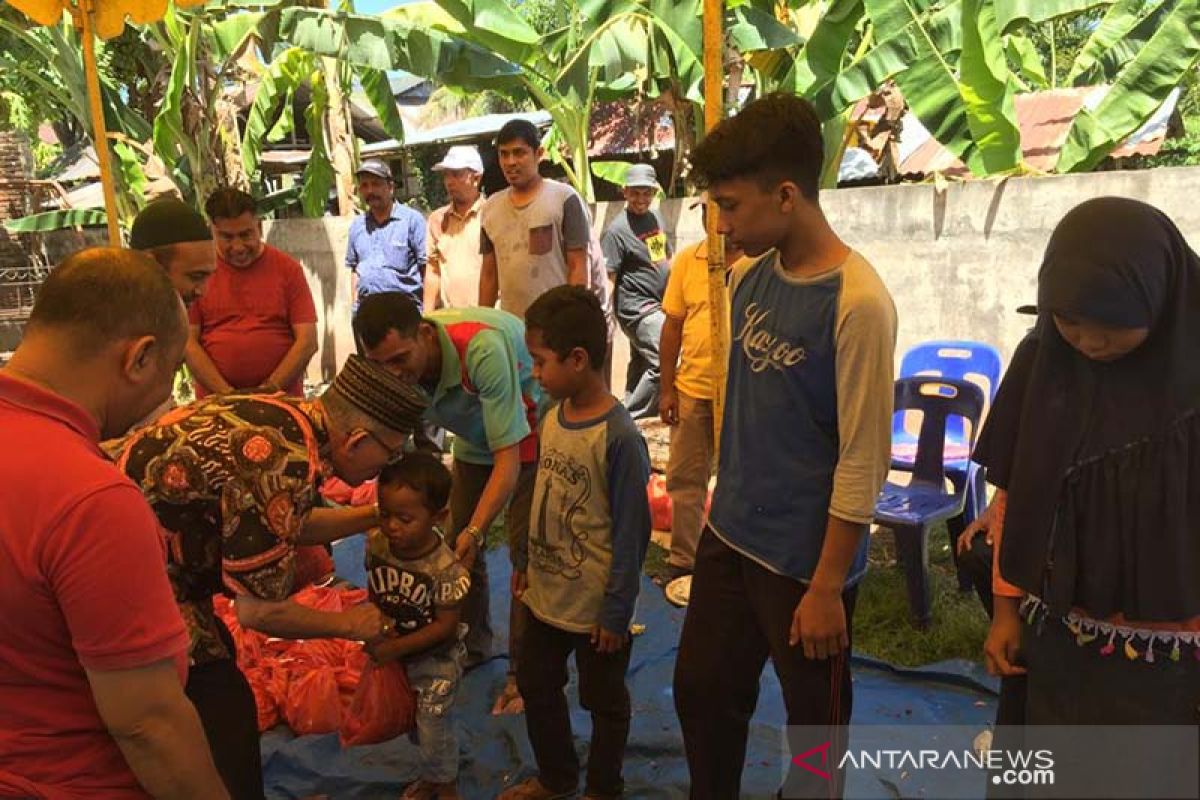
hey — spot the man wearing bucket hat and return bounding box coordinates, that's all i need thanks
[347,158,427,312]
[600,163,673,419]
[108,355,427,798]
[425,145,486,311]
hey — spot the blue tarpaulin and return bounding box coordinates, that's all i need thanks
[258,537,998,799]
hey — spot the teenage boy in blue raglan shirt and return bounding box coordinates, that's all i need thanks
[673,94,897,800]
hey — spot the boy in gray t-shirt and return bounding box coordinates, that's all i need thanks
[498,286,651,800]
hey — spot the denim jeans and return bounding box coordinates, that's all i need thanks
[621,309,664,420]
[407,640,466,784]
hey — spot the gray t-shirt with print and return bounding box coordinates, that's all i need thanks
[480,179,591,318]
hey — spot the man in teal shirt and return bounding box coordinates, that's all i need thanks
[355,292,544,714]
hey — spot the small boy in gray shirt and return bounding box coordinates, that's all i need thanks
[498,286,652,800]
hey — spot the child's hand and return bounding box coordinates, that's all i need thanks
[956,507,994,555]
[591,624,627,654]
[364,635,400,664]
[511,570,527,599]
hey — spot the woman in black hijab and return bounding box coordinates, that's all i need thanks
[975,197,1199,726]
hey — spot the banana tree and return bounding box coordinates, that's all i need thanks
[253,4,516,213]
[409,0,798,200]
[754,0,1199,181]
[990,0,1200,173]
[145,4,259,207]
[752,0,1024,181]
[0,15,151,223]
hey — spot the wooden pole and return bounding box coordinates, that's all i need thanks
[702,0,728,453]
[79,0,122,245]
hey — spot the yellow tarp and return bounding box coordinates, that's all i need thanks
[8,0,205,40]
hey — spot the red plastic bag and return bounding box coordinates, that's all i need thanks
[319,476,355,505]
[647,474,673,531]
[294,545,336,589]
[318,477,377,507]
[244,667,282,732]
[284,667,343,735]
[339,660,417,747]
[349,480,378,507]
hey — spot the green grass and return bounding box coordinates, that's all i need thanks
[853,526,990,666]
[642,525,990,668]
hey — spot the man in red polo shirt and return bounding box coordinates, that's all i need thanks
[0,248,227,799]
[186,188,318,397]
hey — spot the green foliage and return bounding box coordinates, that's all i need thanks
[515,0,574,35]
[300,71,336,217]
[590,160,633,186]
[1059,0,1200,172]
[1125,127,1200,167]
[854,531,990,666]
[410,143,450,211]
[4,208,108,233]
[754,0,1200,179]
[31,140,62,177]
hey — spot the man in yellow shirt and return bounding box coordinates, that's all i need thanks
[657,205,744,597]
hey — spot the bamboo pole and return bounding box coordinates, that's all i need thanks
[78,0,122,245]
[702,0,728,453]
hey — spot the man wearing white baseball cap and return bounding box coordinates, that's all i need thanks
[425,145,486,310]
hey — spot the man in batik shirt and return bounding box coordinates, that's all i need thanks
[109,355,425,800]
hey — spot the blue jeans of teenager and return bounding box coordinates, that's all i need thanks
[621,309,664,420]
[407,640,466,784]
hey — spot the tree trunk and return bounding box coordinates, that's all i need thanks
[322,56,357,216]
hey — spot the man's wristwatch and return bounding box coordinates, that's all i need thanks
[463,524,484,545]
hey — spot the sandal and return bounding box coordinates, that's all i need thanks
[496,776,576,800]
[490,676,525,716]
[664,574,693,608]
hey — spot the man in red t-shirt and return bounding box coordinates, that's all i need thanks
[0,248,227,799]
[187,189,318,397]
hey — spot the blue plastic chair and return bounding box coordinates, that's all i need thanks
[892,340,1002,587]
[876,377,986,628]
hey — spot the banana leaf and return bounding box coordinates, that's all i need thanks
[1059,0,1200,172]
[4,209,108,232]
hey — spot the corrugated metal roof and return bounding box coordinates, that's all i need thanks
[360,111,553,155]
[587,100,674,157]
[49,146,101,183]
[898,86,1179,177]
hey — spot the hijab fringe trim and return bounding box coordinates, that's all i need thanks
[1021,596,1200,665]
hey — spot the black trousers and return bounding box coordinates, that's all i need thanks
[674,529,857,800]
[447,459,536,671]
[185,621,264,800]
[515,608,633,798]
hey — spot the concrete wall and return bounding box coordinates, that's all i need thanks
[269,165,1200,388]
[262,217,355,389]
